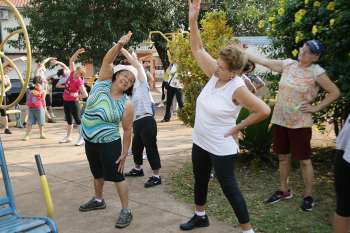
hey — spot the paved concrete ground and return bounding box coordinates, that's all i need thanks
[1,103,240,233]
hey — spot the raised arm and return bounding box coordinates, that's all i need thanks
[35,57,56,76]
[245,50,283,73]
[189,0,217,77]
[120,48,146,82]
[99,32,132,81]
[50,59,70,73]
[69,48,85,72]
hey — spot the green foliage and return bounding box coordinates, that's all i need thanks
[170,147,335,233]
[169,10,233,127]
[21,0,186,66]
[224,0,278,36]
[236,107,273,160]
[263,0,350,134]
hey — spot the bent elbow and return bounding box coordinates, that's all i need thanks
[334,88,341,100]
[261,105,271,120]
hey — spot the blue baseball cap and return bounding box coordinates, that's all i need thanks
[305,40,325,55]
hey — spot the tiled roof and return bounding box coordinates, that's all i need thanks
[0,0,30,8]
[237,36,273,46]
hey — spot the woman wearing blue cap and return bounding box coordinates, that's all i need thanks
[247,40,340,211]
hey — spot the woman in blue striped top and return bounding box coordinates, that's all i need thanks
[79,32,136,229]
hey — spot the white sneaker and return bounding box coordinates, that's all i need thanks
[75,137,85,146]
[143,154,147,160]
[59,136,72,143]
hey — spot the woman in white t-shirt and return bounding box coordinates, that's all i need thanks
[180,1,271,233]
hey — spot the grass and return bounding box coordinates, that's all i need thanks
[169,147,335,233]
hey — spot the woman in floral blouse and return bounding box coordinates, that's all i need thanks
[247,40,340,211]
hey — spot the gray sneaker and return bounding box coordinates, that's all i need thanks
[79,197,106,212]
[115,208,133,228]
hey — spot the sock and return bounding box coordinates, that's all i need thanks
[95,198,103,202]
[153,175,160,178]
[134,167,142,170]
[242,229,255,233]
[195,211,206,216]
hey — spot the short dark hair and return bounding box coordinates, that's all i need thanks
[243,61,256,73]
[57,69,64,77]
[32,76,42,85]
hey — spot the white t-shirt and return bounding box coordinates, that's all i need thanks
[1,75,10,97]
[192,76,245,156]
[168,64,183,89]
[336,114,350,163]
[131,66,154,121]
[37,68,48,92]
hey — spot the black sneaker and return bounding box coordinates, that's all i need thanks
[115,208,132,228]
[264,190,293,204]
[79,197,106,212]
[124,168,144,177]
[301,196,314,212]
[4,128,12,134]
[180,214,209,231]
[144,176,162,188]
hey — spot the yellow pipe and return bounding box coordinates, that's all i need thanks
[148,31,171,43]
[0,52,25,84]
[0,0,32,109]
[39,176,55,218]
[0,57,4,105]
[0,29,23,51]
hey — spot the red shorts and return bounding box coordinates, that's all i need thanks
[272,124,312,160]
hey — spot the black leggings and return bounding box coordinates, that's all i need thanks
[132,116,161,170]
[63,100,81,125]
[192,143,250,224]
[164,86,183,121]
[335,150,350,217]
[0,97,7,117]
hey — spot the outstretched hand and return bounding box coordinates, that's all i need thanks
[188,0,201,21]
[118,31,133,46]
[76,48,85,55]
[121,48,141,68]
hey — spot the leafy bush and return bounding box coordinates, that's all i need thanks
[168,10,233,127]
[262,0,350,134]
[237,107,274,162]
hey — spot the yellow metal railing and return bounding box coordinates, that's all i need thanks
[0,0,32,108]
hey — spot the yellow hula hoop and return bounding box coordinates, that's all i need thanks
[0,0,32,108]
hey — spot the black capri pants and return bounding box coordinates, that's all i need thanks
[63,100,81,125]
[0,96,7,117]
[192,143,250,224]
[45,94,52,107]
[335,149,350,217]
[132,116,161,170]
[85,139,125,182]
